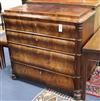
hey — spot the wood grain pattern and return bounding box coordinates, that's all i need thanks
[6,31,76,54]
[4,18,77,40]
[12,61,76,91]
[27,0,100,7]
[9,43,75,75]
[3,3,95,24]
[3,3,96,100]
[27,0,100,32]
[5,3,91,18]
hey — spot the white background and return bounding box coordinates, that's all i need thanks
[0,0,22,12]
[0,0,22,23]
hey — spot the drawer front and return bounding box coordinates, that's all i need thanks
[9,44,75,75]
[7,31,76,54]
[4,17,78,40]
[12,61,76,90]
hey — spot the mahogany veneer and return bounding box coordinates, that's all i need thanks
[3,3,95,100]
[27,0,100,32]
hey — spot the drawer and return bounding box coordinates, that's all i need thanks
[12,61,77,91]
[4,17,78,40]
[9,44,75,76]
[7,31,76,54]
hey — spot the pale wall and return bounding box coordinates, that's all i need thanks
[0,0,22,12]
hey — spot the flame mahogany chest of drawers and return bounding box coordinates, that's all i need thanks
[3,3,95,100]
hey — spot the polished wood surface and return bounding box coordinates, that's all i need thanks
[27,0,100,7]
[3,3,95,100]
[5,3,90,17]
[9,43,75,75]
[83,28,100,53]
[4,3,95,24]
[12,61,75,91]
[27,0,100,33]
[6,31,76,54]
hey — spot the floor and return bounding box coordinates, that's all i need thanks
[0,48,100,101]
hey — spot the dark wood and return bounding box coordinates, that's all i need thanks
[3,3,95,100]
[83,28,100,98]
[0,33,7,69]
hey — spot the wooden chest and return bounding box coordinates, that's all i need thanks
[27,0,100,32]
[3,3,95,100]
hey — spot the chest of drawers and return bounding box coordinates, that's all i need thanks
[3,3,95,100]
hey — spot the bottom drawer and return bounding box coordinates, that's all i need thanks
[12,61,80,91]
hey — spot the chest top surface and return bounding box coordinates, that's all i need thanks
[27,0,100,7]
[4,3,95,24]
[5,3,90,17]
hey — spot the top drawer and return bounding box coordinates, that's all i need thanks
[4,18,78,40]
